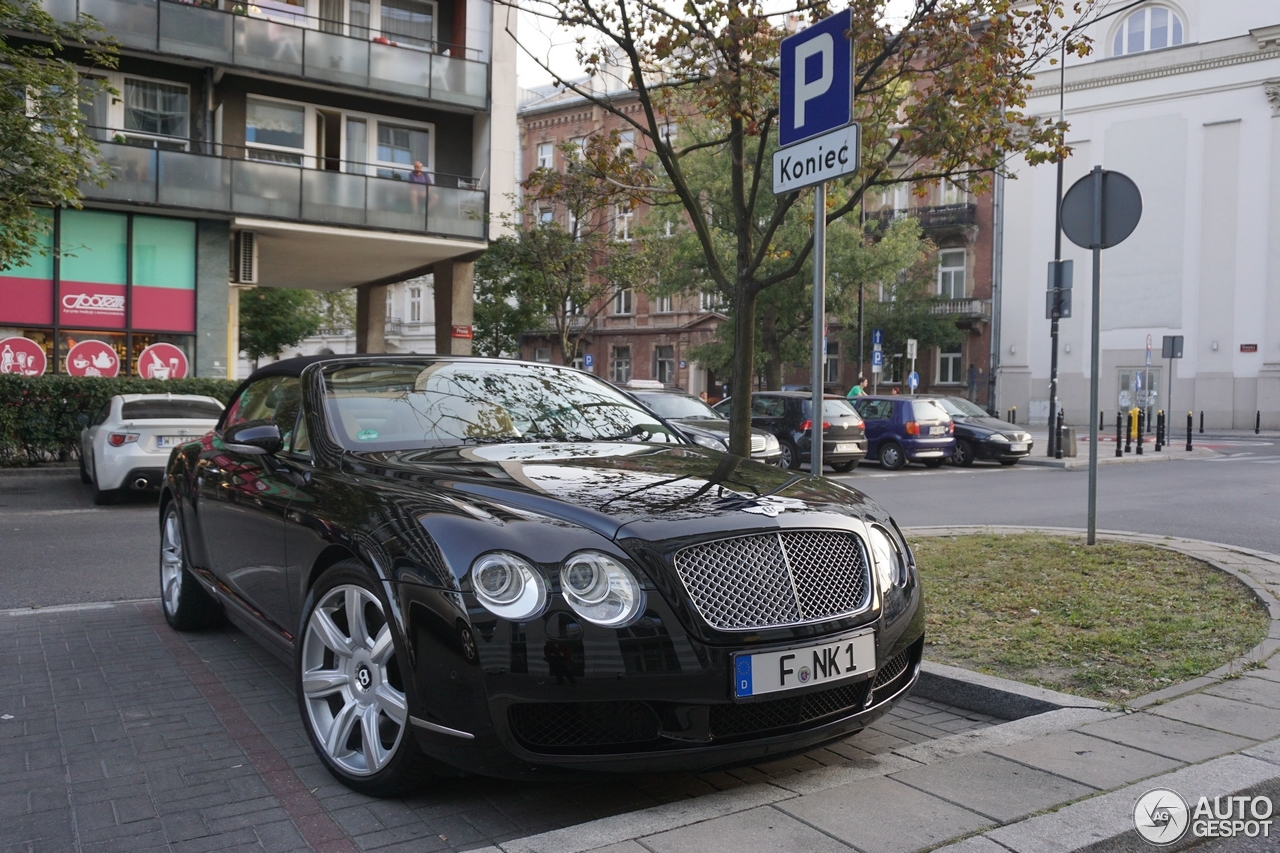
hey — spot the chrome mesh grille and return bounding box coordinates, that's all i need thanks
[673,531,871,630]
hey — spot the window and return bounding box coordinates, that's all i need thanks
[224,377,303,437]
[750,396,786,417]
[539,208,554,225]
[568,210,580,239]
[824,340,841,384]
[385,288,393,319]
[938,249,966,299]
[376,122,430,179]
[699,291,720,312]
[617,130,635,156]
[615,204,634,241]
[568,137,586,160]
[409,286,422,323]
[380,0,434,47]
[1113,6,1183,56]
[658,122,676,147]
[655,295,673,314]
[534,347,551,363]
[939,178,967,206]
[938,345,962,384]
[613,287,634,316]
[122,79,188,145]
[610,346,632,383]
[246,98,306,164]
[536,142,554,169]
[345,118,367,173]
[653,345,675,385]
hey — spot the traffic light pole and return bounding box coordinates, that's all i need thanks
[1047,41,1066,458]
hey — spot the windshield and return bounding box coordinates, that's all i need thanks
[635,393,722,421]
[910,400,951,423]
[935,397,988,418]
[121,400,223,420]
[802,398,860,418]
[323,362,684,451]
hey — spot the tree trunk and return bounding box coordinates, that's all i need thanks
[727,286,757,456]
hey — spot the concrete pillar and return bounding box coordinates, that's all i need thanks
[433,258,474,355]
[195,220,230,378]
[355,283,388,353]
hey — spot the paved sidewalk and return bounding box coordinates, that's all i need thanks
[463,528,1280,853]
[0,602,999,853]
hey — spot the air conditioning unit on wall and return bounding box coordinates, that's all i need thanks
[234,231,258,284]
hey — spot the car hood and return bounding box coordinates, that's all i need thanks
[346,442,877,542]
[957,416,1021,434]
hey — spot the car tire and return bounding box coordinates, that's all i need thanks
[91,457,116,505]
[779,439,801,470]
[159,502,223,631]
[952,439,975,467]
[923,458,945,469]
[79,453,91,484]
[879,442,906,471]
[297,561,435,796]
[999,458,1021,466]
[831,460,857,473]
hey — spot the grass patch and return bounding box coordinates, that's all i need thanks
[915,533,1269,701]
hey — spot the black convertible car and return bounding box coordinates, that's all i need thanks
[158,355,924,794]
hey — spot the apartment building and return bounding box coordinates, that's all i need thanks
[0,0,517,378]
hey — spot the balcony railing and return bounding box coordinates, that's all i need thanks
[44,0,487,109]
[82,141,486,240]
[868,203,978,231]
[931,298,991,318]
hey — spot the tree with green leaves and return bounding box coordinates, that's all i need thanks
[1,0,117,269]
[497,0,1090,454]
[472,133,651,364]
[238,288,323,367]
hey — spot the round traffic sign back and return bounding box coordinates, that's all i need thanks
[1060,169,1142,250]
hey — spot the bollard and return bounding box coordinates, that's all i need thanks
[1055,410,1065,460]
[1155,410,1164,452]
[1199,410,1204,434]
[1116,412,1123,457]
[1137,409,1144,455]
[1258,411,1263,435]
[1125,412,1133,453]
[1186,412,1193,451]
[1099,410,1105,432]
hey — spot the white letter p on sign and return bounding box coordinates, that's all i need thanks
[793,33,833,129]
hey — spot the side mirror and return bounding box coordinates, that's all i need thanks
[224,420,283,456]
[75,413,90,428]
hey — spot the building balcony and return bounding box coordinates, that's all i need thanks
[931,298,991,321]
[82,139,486,241]
[867,203,978,238]
[43,0,487,110]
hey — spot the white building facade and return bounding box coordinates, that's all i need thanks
[999,1,1280,428]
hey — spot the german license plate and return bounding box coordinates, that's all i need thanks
[733,631,875,698]
[834,442,858,453]
[929,425,946,435]
[1009,442,1027,452]
[156,436,186,448]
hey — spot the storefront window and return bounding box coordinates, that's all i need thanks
[0,328,54,376]
[0,210,54,326]
[130,334,194,378]
[58,331,127,377]
[132,216,196,332]
[59,210,128,330]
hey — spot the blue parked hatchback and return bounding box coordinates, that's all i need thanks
[850,396,956,470]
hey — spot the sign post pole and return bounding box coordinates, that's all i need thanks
[811,182,826,476]
[1087,166,1103,545]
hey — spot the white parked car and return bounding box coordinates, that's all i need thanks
[78,394,224,504]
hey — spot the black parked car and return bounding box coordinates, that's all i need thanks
[926,396,1034,466]
[714,392,867,472]
[628,388,783,465]
[158,356,923,793]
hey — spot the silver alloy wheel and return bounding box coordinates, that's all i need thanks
[301,585,407,777]
[160,511,184,616]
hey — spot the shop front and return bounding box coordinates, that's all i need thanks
[0,209,199,378]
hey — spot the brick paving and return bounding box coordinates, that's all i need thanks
[0,602,1001,852]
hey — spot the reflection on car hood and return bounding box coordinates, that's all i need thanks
[347,443,874,541]
[958,416,1021,433]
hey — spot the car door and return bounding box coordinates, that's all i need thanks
[749,395,787,439]
[196,376,303,636]
[854,399,893,454]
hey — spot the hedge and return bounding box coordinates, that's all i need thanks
[0,375,240,467]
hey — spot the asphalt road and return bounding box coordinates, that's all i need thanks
[1,430,1276,609]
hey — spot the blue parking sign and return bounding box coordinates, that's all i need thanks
[583,353,594,370]
[871,350,884,367]
[778,10,853,147]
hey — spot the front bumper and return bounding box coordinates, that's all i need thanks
[976,439,1033,461]
[395,574,924,779]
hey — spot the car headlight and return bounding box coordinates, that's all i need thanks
[989,433,1010,442]
[559,552,645,627]
[764,433,780,452]
[868,525,908,589]
[690,432,727,450]
[1021,433,1033,442]
[470,552,547,621]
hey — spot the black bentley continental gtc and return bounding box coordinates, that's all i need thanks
[159,355,924,794]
